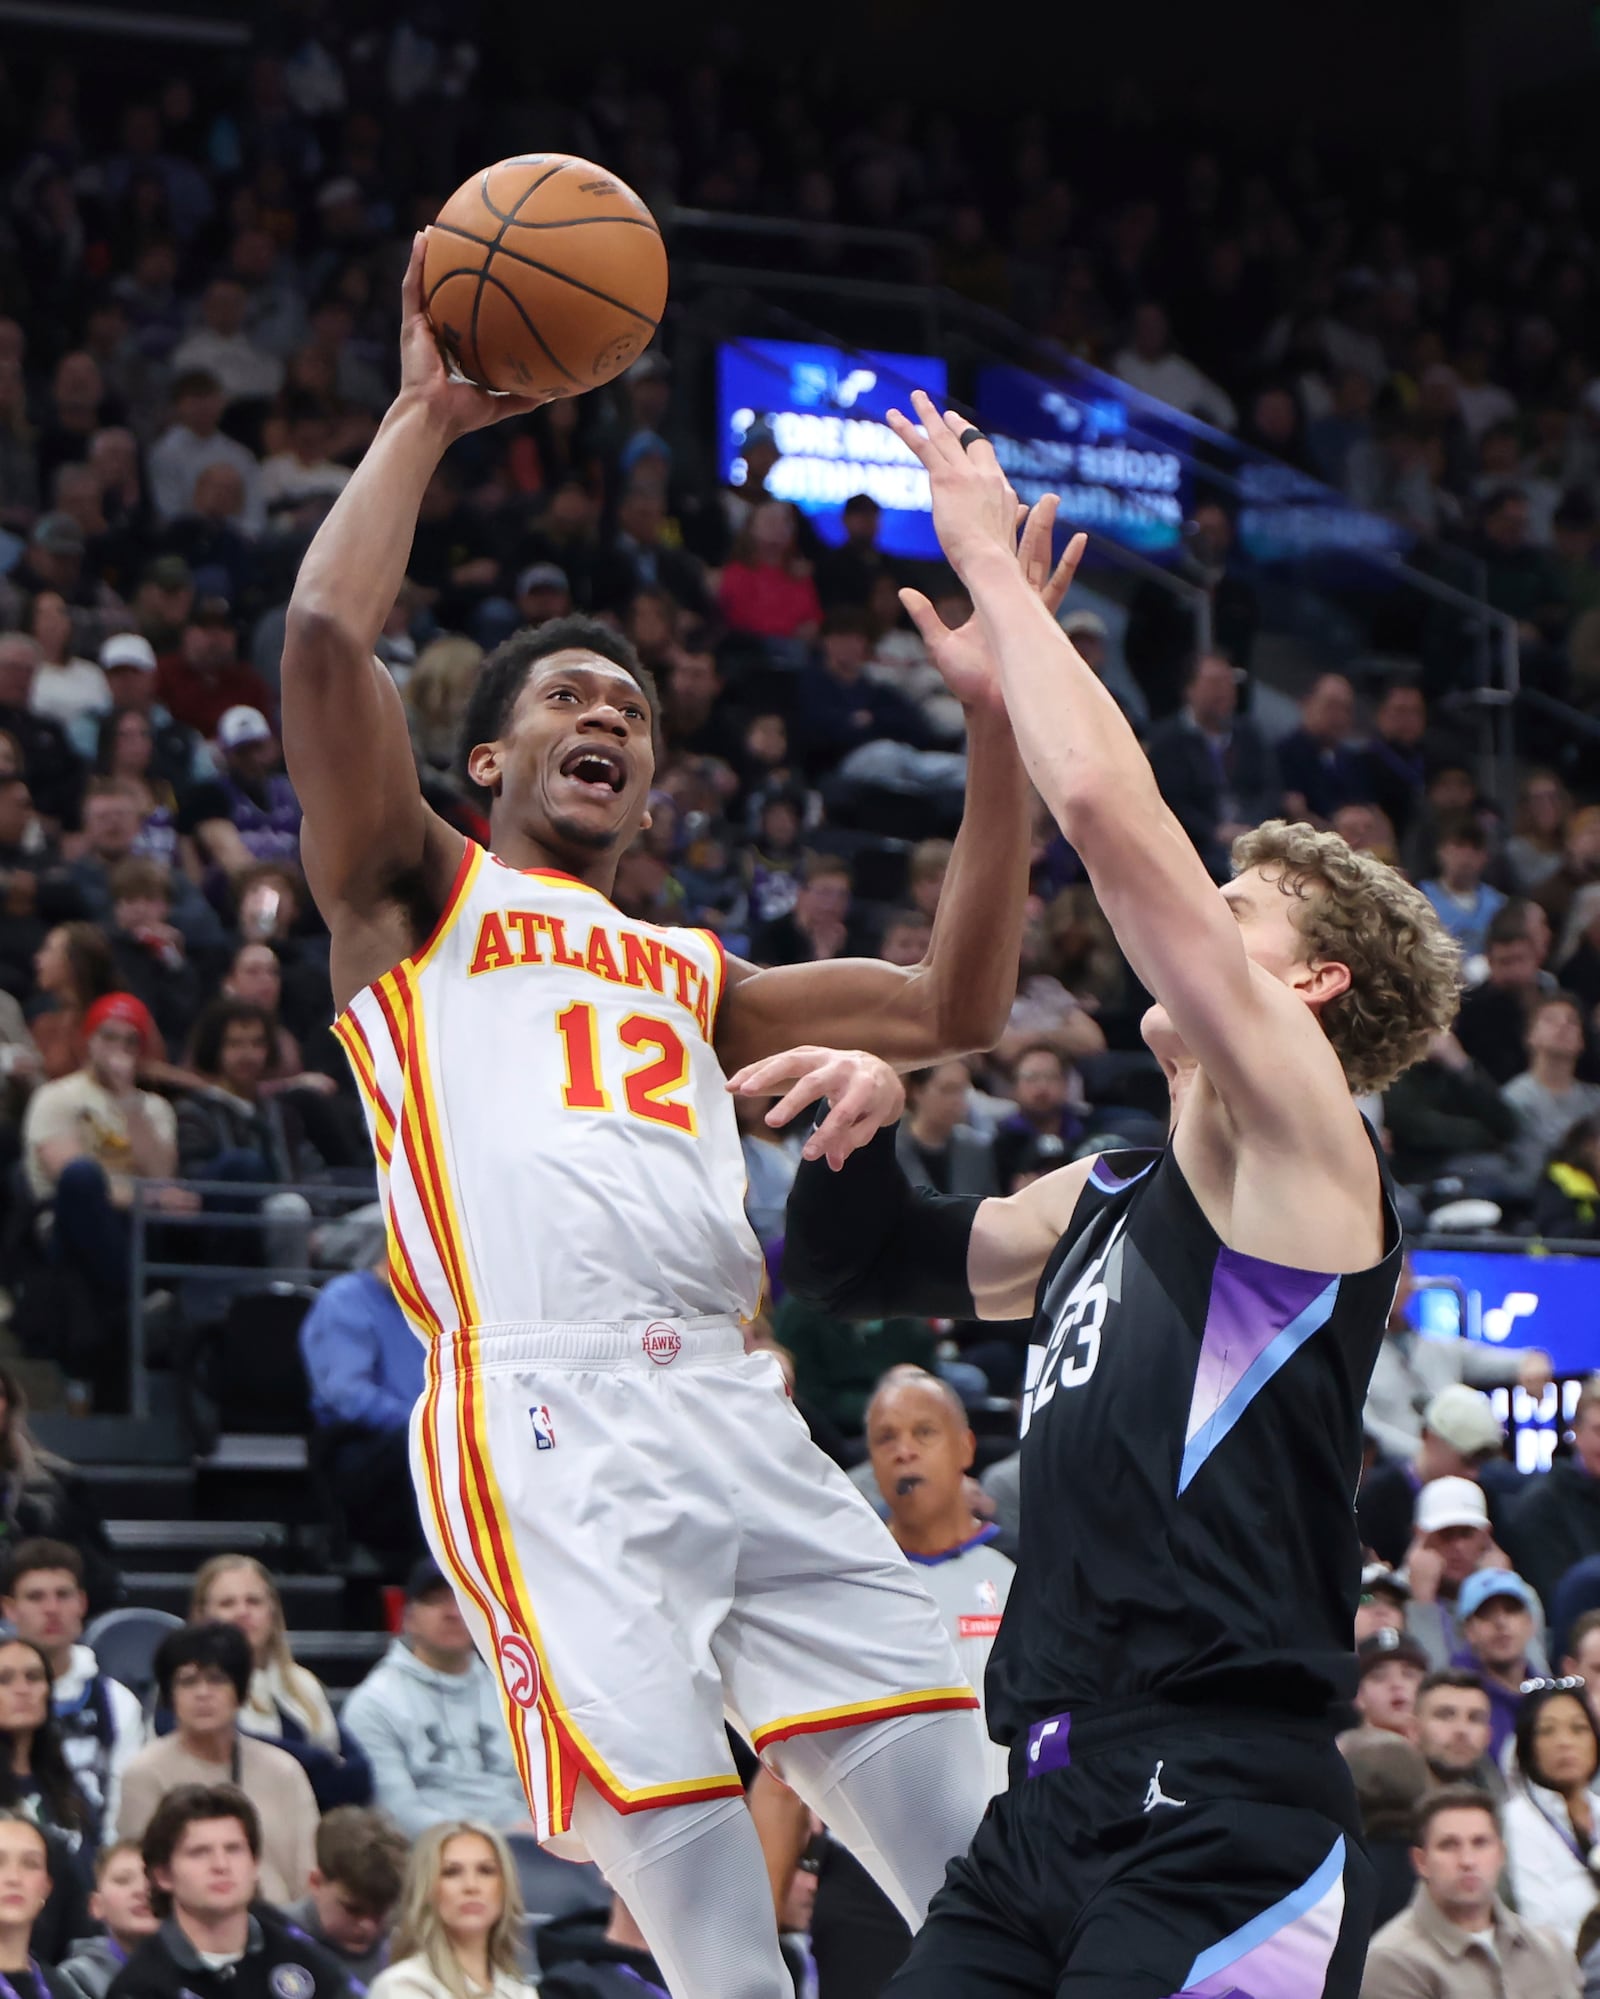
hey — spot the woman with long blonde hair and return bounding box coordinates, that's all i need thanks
[404,636,484,775]
[370,1822,530,1999]
[188,1555,372,1810]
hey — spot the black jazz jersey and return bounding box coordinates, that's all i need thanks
[986,1130,1402,1744]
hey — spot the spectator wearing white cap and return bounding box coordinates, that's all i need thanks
[1357,1564,1412,1644]
[514,563,573,625]
[179,707,301,883]
[1361,1383,1511,1570]
[1453,1571,1547,1762]
[1364,1253,1550,1464]
[1405,1474,1532,1670]
[1506,1378,1600,1610]
[98,633,214,795]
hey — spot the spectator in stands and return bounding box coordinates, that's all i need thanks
[28,592,110,743]
[95,713,182,867]
[285,1808,407,1990]
[298,1251,426,1563]
[111,1784,346,1999]
[1453,1571,1543,1761]
[179,710,300,884]
[536,1896,667,1999]
[993,1042,1084,1190]
[0,1541,145,1835]
[1413,1670,1501,1795]
[1362,682,1432,844]
[368,1822,529,1999]
[156,609,274,746]
[814,494,894,611]
[1362,1386,1512,1572]
[187,1558,370,1814]
[1478,485,1571,653]
[1276,673,1366,825]
[1506,1380,1600,1608]
[340,1562,530,1841]
[1421,817,1509,958]
[68,781,224,960]
[1504,995,1600,1189]
[60,1841,158,1999]
[749,854,858,965]
[105,860,202,1056]
[0,636,85,829]
[1111,303,1236,430]
[98,637,210,800]
[795,609,927,777]
[1403,1477,1515,1670]
[0,1371,119,1617]
[147,375,263,534]
[1141,651,1281,877]
[29,922,116,1082]
[1502,1682,1600,1952]
[770,1281,939,1438]
[169,279,283,410]
[1362,1786,1580,1998]
[718,502,821,643]
[1363,1265,1545,1468]
[876,908,931,968]
[896,1063,997,1197]
[593,484,707,620]
[1382,1028,1518,1195]
[0,1635,97,1861]
[1560,885,1600,1014]
[0,1812,76,1999]
[176,997,320,1186]
[117,1626,318,1908]
[1508,770,1574,894]
[258,397,349,529]
[1358,1565,1410,1644]
[1454,905,1547,1084]
[1353,1629,1429,1741]
[1532,1114,1600,1238]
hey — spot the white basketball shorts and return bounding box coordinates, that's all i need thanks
[410,1319,976,1854]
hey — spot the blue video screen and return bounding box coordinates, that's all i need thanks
[716,338,948,561]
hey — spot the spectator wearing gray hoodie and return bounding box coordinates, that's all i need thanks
[339,1562,529,1839]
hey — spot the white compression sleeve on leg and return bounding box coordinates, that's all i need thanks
[568,1783,793,1999]
[767,1706,991,1929]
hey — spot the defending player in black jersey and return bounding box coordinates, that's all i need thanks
[730,394,1462,1998]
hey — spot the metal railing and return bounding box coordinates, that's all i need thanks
[126,1178,378,1421]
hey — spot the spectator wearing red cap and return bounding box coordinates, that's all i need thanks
[20,991,198,1401]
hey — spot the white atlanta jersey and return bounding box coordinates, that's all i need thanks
[333,841,765,1337]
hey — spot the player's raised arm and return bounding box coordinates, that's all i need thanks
[885,392,1355,1144]
[713,500,1074,1075]
[282,234,546,932]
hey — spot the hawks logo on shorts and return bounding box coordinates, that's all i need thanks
[642,1323,682,1365]
[498,1632,541,1709]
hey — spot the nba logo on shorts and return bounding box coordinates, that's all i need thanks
[529,1404,556,1451]
[497,1632,541,1709]
[642,1323,682,1365]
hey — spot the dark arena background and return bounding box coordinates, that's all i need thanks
[0,0,1597,1991]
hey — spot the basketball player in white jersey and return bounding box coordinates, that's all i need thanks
[280,237,1066,1999]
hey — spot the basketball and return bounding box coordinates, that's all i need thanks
[421,155,668,399]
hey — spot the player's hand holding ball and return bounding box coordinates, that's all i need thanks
[728,1047,905,1171]
[398,233,552,440]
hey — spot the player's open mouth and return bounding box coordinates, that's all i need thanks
[559,747,627,794]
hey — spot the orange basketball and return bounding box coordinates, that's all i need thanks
[421,155,668,398]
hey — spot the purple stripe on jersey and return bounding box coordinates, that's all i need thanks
[1173,1835,1346,1996]
[1088,1154,1157,1195]
[1179,1249,1341,1495]
[1023,1711,1071,1778]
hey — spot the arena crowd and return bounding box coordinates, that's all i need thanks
[0,11,1598,1996]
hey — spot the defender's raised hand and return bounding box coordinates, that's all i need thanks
[887,389,1019,581]
[727,1047,906,1170]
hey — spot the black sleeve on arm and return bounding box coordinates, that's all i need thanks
[781,1118,979,1321]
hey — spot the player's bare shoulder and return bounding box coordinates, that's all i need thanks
[970,1154,1101,1321]
[320,810,469,1015]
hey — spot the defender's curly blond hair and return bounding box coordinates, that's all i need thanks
[1231,820,1461,1094]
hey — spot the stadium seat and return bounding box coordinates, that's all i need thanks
[84,1606,183,1697]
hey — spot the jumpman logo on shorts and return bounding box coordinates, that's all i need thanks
[1141,1759,1186,1812]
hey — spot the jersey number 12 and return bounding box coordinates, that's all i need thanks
[555,1002,697,1135]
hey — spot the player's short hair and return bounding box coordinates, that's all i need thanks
[1416,1667,1487,1707]
[142,1785,260,1916]
[458,615,657,788]
[314,1807,408,1911]
[1412,1783,1500,1847]
[2,1538,83,1594]
[1230,821,1462,1093]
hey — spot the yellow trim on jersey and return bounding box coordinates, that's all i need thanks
[391,962,480,1325]
[749,1687,979,1754]
[449,1326,742,1820]
[411,840,487,975]
[331,1015,395,1166]
[697,927,729,1041]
